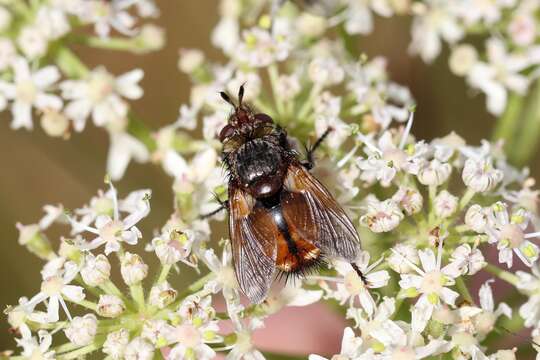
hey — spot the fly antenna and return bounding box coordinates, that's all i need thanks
[238,84,245,106]
[220,91,236,109]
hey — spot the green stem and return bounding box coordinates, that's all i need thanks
[297,84,320,121]
[70,35,141,52]
[459,188,476,211]
[510,80,540,165]
[71,299,98,311]
[268,64,286,118]
[157,264,172,284]
[484,263,519,286]
[492,92,524,148]
[57,338,104,360]
[455,277,474,304]
[130,283,146,311]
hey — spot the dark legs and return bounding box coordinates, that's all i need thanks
[302,128,332,170]
[351,262,368,284]
[200,197,229,219]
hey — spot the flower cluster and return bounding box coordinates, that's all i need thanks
[0,0,164,179]
[223,0,540,116]
[4,0,540,359]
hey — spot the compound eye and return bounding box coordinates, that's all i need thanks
[254,113,273,124]
[219,124,235,142]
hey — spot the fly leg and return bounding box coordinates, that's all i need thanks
[200,195,229,219]
[351,262,368,284]
[302,128,332,170]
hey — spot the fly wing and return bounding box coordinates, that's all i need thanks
[229,185,277,303]
[281,163,360,262]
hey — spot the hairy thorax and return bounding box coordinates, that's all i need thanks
[235,138,287,198]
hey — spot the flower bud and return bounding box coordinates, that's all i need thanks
[121,252,148,285]
[124,337,154,360]
[417,160,452,186]
[149,281,177,309]
[137,24,165,53]
[491,349,517,360]
[465,204,487,233]
[178,48,204,73]
[98,295,125,318]
[434,190,458,218]
[64,314,98,346]
[296,13,327,37]
[40,110,69,137]
[58,239,83,262]
[462,158,503,193]
[81,254,111,287]
[392,187,423,215]
[103,328,129,359]
[16,223,54,260]
[359,198,404,233]
[449,44,477,76]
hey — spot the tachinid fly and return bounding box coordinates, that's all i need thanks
[212,85,361,304]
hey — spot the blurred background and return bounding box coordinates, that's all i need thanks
[1,0,534,355]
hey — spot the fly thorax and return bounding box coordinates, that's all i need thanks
[235,139,285,197]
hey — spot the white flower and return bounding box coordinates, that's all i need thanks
[508,13,537,47]
[474,280,512,337]
[35,6,71,40]
[64,314,98,346]
[434,190,458,218]
[201,246,239,299]
[17,26,48,59]
[69,184,150,255]
[360,196,404,233]
[296,12,327,37]
[309,327,373,360]
[465,204,489,233]
[388,243,420,274]
[308,57,345,86]
[103,328,130,359]
[81,253,111,287]
[320,251,389,317]
[262,284,323,315]
[0,38,15,71]
[61,67,143,132]
[82,0,138,38]
[449,44,478,76]
[467,38,531,115]
[98,294,125,318]
[394,240,461,332]
[141,319,173,346]
[167,320,219,360]
[236,26,291,67]
[392,187,424,216]
[149,281,177,309]
[409,1,463,62]
[275,73,301,101]
[449,244,486,276]
[484,202,538,267]
[15,326,55,359]
[343,0,393,35]
[417,158,452,186]
[0,57,62,130]
[25,260,84,323]
[226,316,264,360]
[178,48,205,73]
[462,157,503,193]
[121,252,149,285]
[107,131,150,181]
[152,228,195,266]
[378,325,449,359]
[124,337,154,360]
